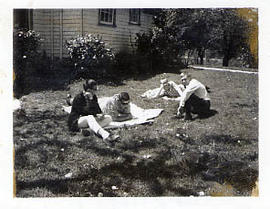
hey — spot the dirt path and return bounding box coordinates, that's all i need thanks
[189,65,258,75]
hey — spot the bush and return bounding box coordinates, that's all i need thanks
[13,28,43,98]
[65,34,115,79]
[135,28,183,72]
[111,51,151,77]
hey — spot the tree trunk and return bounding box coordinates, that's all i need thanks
[222,55,229,67]
[198,48,205,65]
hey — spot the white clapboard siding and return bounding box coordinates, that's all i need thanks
[33,9,153,58]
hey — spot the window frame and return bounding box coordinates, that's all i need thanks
[129,9,141,25]
[98,9,116,26]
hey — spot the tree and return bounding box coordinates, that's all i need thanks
[135,9,183,71]
[208,9,250,66]
[136,8,252,69]
[165,9,215,65]
[156,8,250,67]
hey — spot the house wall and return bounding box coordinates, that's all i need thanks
[33,9,153,58]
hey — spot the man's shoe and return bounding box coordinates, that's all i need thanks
[81,129,91,137]
[184,113,192,121]
[107,134,120,142]
[176,112,184,119]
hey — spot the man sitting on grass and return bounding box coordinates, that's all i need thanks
[67,79,119,144]
[177,72,211,120]
[102,92,133,122]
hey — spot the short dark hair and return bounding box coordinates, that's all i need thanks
[83,79,97,91]
[119,92,130,102]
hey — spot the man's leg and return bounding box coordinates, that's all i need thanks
[96,115,112,127]
[185,94,210,117]
[184,94,210,119]
[184,94,197,120]
[196,100,211,117]
[78,115,110,139]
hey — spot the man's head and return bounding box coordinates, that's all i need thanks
[180,72,191,86]
[160,79,171,91]
[83,79,98,92]
[119,92,130,104]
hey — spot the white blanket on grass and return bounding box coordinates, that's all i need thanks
[62,97,163,129]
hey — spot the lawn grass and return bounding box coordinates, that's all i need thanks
[13,68,258,197]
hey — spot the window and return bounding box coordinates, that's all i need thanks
[129,9,140,25]
[99,9,116,26]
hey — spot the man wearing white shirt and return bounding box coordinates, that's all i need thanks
[177,73,211,120]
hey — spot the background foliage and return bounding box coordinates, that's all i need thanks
[135,8,257,68]
[13,28,42,98]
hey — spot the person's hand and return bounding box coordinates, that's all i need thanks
[96,113,104,119]
[84,92,93,100]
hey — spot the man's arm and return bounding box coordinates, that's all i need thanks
[113,103,133,121]
[179,80,200,108]
[72,93,101,116]
[113,113,133,122]
[169,81,184,97]
[151,84,165,98]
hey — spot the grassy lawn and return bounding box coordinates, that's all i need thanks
[13,68,258,197]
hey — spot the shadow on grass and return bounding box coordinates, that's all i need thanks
[15,137,258,196]
[14,137,74,169]
[196,109,218,119]
[201,161,258,192]
[14,108,258,197]
[201,134,253,145]
[25,110,68,123]
[15,145,200,197]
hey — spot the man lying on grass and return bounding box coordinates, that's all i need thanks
[102,92,133,122]
[155,78,185,98]
[141,78,185,99]
[67,79,119,145]
[177,72,211,120]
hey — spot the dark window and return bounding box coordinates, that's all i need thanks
[14,9,33,30]
[98,9,116,26]
[129,9,140,25]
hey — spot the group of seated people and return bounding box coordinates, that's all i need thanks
[67,72,211,145]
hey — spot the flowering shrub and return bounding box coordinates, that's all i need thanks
[14,29,42,61]
[13,28,43,98]
[65,34,115,78]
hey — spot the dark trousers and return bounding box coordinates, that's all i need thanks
[185,94,210,116]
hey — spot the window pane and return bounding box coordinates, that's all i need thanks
[101,11,104,21]
[105,12,108,22]
[108,12,112,22]
[130,9,139,23]
[99,9,114,24]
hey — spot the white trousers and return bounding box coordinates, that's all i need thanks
[78,115,112,139]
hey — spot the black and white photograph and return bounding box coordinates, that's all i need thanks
[1,0,269,208]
